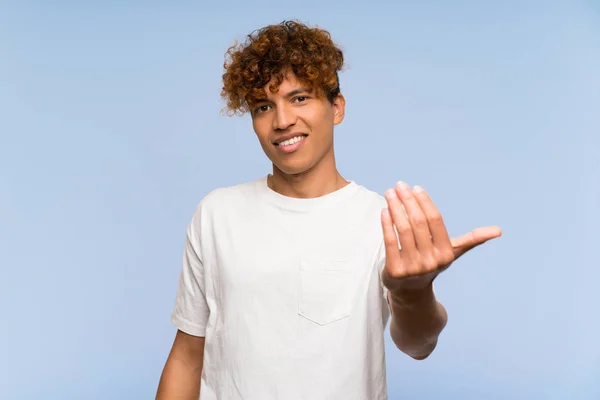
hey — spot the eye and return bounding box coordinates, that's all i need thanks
[293,96,308,103]
[254,104,271,114]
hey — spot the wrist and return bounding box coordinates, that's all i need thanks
[389,282,435,308]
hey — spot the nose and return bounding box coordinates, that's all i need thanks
[273,104,296,131]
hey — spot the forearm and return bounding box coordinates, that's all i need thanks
[388,283,447,360]
[156,352,203,399]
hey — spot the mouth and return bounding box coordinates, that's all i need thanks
[273,134,308,154]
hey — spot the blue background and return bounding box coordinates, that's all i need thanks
[1,1,599,399]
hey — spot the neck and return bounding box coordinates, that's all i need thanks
[268,151,348,199]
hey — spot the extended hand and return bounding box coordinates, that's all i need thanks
[381,181,502,293]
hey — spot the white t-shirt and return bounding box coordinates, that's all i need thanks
[171,175,391,400]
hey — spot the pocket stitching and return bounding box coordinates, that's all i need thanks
[298,259,353,325]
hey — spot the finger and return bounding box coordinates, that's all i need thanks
[384,188,417,253]
[412,185,453,251]
[381,208,402,268]
[394,181,433,254]
[451,226,502,259]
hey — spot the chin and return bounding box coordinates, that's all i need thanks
[274,165,310,176]
[272,159,314,176]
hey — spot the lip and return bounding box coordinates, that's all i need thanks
[274,134,307,154]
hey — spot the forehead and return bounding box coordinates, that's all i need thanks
[265,72,309,96]
[247,70,323,108]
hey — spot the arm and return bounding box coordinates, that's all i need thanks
[159,202,211,397]
[388,284,447,360]
[156,329,205,399]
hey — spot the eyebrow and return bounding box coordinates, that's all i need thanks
[283,88,310,98]
[252,87,311,107]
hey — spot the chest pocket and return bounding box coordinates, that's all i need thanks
[298,258,355,325]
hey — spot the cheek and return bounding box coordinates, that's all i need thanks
[252,121,271,145]
[319,107,335,126]
[312,112,335,138]
[302,107,332,130]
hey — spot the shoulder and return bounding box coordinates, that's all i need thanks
[204,179,259,206]
[189,176,264,221]
[353,182,388,211]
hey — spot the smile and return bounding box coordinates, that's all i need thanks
[274,135,307,153]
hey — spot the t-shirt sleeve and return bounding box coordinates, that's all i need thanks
[170,209,209,337]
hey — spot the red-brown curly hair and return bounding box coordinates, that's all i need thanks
[221,20,345,116]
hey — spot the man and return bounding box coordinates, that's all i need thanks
[156,20,501,400]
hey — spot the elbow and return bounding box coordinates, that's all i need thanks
[404,341,436,360]
[389,317,445,360]
[389,301,448,360]
[393,336,438,360]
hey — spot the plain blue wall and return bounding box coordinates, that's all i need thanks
[1,1,598,399]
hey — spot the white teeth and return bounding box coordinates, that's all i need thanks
[279,136,304,147]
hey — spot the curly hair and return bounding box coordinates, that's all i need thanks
[221,20,345,115]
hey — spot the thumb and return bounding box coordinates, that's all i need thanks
[451,226,502,259]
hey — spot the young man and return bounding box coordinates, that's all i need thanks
[156,20,501,400]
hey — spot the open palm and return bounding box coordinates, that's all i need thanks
[380,181,502,293]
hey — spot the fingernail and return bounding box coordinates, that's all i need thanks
[413,185,424,193]
[384,189,396,199]
[395,181,410,192]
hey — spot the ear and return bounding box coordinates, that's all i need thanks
[332,93,346,125]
